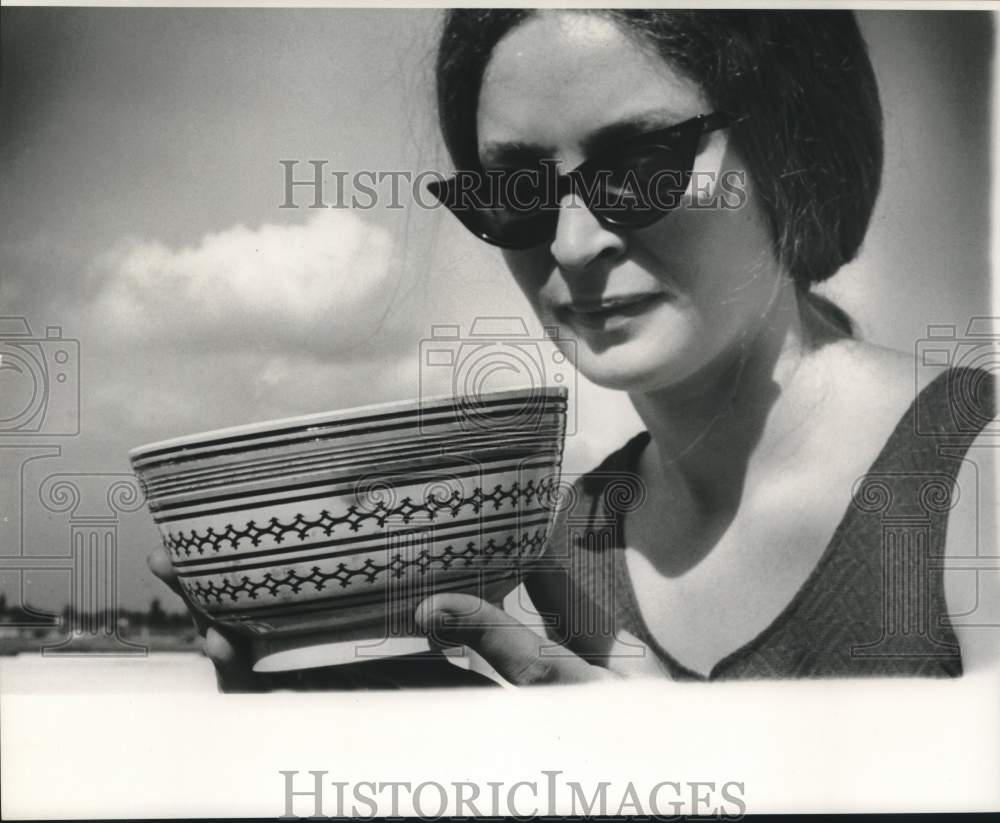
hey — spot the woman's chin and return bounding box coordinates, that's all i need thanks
[573,348,702,393]
[546,307,712,393]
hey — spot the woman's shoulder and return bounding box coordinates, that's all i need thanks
[817,336,995,438]
[817,337,927,402]
[744,338,992,534]
[806,337,944,453]
[820,340,998,671]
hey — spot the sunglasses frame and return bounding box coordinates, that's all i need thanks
[427,111,737,250]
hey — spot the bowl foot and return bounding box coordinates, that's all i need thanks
[250,632,471,673]
[247,585,515,673]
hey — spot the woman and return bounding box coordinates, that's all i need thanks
[150,9,996,687]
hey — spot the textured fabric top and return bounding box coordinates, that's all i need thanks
[526,367,995,680]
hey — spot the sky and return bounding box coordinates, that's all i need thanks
[0,9,993,614]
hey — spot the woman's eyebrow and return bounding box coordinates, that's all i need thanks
[581,113,681,155]
[478,140,550,167]
[478,112,684,166]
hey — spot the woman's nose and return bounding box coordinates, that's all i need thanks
[548,193,626,272]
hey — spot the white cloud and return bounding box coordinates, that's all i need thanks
[76,210,428,441]
[85,210,405,358]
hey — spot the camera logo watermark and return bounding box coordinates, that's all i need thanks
[0,316,80,436]
[418,316,577,436]
[915,317,999,436]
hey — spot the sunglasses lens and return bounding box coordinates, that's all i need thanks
[427,175,556,249]
[595,145,695,226]
[480,207,557,249]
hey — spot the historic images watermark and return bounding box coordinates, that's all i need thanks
[279,770,747,818]
[277,160,748,213]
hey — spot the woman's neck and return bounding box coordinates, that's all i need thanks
[628,285,845,515]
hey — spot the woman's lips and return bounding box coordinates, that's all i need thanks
[555,292,668,328]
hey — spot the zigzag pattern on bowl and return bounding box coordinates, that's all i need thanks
[161,471,560,560]
[189,530,550,605]
[168,466,558,620]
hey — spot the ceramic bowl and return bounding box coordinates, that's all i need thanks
[130,387,567,671]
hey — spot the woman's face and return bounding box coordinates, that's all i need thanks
[476,13,785,392]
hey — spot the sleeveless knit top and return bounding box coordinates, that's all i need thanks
[527,367,995,680]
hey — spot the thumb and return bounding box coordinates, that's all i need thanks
[414,593,614,686]
[203,626,265,693]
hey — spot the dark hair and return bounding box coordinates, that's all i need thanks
[435,10,883,292]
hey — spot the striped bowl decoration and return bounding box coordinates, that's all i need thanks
[130,387,567,672]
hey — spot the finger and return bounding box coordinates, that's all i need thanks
[150,548,260,691]
[203,627,262,693]
[147,545,182,595]
[415,593,615,686]
[203,626,244,669]
[147,544,214,635]
[523,569,656,676]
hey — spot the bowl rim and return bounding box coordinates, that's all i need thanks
[129,386,568,459]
